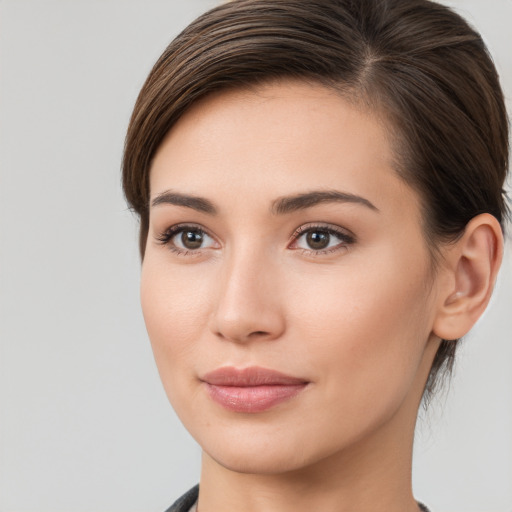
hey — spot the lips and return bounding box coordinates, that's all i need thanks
[201,366,309,413]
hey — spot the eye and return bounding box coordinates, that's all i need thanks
[290,225,355,254]
[157,224,218,254]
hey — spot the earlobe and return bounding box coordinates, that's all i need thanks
[433,213,503,341]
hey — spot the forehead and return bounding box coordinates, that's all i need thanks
[150,81,417,219]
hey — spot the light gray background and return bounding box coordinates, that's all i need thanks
[0,1,510,511]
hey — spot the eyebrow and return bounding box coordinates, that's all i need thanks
[151,191,217,214]
[271,190,379,215]
[150,189,378,216]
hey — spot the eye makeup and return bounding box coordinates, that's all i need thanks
[155,221,356,258]
[289,223,356,255]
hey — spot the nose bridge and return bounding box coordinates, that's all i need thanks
[211,242,284,343]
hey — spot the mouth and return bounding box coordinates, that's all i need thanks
[201,366,309,413]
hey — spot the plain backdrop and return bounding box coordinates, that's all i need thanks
[0,1,511,511]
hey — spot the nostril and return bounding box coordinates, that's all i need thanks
[250,331,270,337]
[214,328,276,343]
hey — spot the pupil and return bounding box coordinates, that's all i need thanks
[181,230,203,249]
[306,231,329,250]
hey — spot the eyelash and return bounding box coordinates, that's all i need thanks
[156,224,216,256]
[156,223,356,256]
[290,224,356,255]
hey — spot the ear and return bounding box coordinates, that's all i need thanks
[433,213,503,341]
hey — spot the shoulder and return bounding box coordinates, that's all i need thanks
[163,485,199,512]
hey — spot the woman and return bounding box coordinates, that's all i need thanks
[122,0,509,511]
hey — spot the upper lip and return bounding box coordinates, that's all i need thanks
[201,366,308,386]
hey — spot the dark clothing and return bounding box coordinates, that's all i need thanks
[164,485,199,512]
[164,485,431,512]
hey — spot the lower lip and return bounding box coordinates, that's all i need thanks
[205,383,307,413]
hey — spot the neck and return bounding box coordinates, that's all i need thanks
[197,338,439,512]
[198,403,419,512]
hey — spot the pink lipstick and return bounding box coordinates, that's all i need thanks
[201,366,308,413]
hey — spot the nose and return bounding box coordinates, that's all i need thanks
[209,250,286,343]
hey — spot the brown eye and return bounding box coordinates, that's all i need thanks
[157,225,218,254]
[306,230,330,250]
[181,230,204,249]
[291,225,355,254]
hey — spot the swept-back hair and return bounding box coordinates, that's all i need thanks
[123,0,509,397]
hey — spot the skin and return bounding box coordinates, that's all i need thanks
[141,81,502,512]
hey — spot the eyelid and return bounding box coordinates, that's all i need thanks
[154,221,355,257]
[289,223,356,254]
[156,223,220,254]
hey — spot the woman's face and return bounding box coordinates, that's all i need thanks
[142,82,442,474]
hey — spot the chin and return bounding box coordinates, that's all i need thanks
[194,416,362,477]
[203,441,314,476]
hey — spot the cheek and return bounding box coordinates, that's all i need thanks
[140,257,213,391]
[284,250,433,402]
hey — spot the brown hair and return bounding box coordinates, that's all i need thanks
[122,0,509,398]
